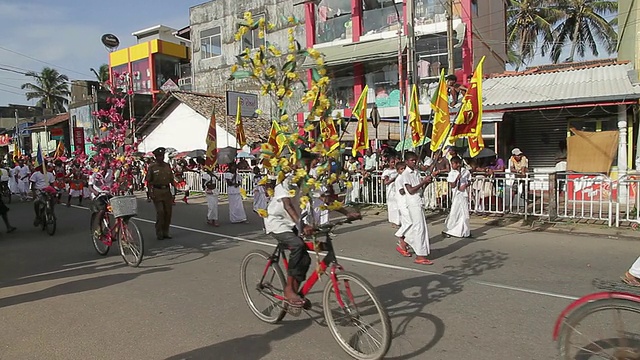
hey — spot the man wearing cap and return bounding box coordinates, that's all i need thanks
[509,148,529,200]
[146,147,175,240]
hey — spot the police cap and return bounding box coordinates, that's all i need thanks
[152,147,166,156]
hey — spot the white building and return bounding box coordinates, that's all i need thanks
[136,91,271,154]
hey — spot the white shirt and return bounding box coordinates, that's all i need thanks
[264,177,298,234]
[364,154,377,171]
[88,172,105,199]
[447,168,471,196]
[202,172,219,195]
[225,172,241,195]
[381,168,397,193]
[399,167,423,206]
[16,165,30,181]
[394,169,407,206]
[0,168,9,182]
[29,171,54,190]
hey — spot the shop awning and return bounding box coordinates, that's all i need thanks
[306,38,406,68]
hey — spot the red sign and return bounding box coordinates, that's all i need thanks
[50,128,64,137]
[0,134,10,146]
[567,174,614,201]
[73,127,85,155]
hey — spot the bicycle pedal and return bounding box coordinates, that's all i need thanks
[287,306,302,317]
[303,298,312,310]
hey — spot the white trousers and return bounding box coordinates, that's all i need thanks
[404,203,430,256]
[394,203,412,238]
[206,193,219,221]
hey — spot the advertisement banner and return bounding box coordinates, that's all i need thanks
[73,127,85,155]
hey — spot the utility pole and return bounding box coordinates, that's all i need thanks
[446,0,455,75]
[406,0,417,86]
[14,109,20,153]
[392,2,405,149]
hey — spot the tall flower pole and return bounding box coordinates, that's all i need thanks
[229,12,348,213]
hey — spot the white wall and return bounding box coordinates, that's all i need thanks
[138,103,248,153]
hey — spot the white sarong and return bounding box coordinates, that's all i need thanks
[228,192,247,223]
[386,181,400,226]
[206,191,219,221]
[444,170,471,238]
[253,186,268,213]
[404,203,430,256]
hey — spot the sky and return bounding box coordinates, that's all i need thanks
[0,0,620,107]
[0,0,204,107]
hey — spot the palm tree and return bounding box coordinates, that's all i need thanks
[21,67,70,113]
[548,0,617,63]
[506,0,564,67]
[97,64,109,83]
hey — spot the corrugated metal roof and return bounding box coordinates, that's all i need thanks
[483,63,640,110]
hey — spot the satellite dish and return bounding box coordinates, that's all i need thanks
[101,34,120,50]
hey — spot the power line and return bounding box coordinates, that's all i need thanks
[0,87,24,96]
[0,45,93,78]
[0,82,24,90]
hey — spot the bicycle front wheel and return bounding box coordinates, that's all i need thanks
[44,207,56,236]
[91,210,110,256]
[240,250,287,324]
[323,270,391,360]
[118,218,144,267]
[558,297,640,359]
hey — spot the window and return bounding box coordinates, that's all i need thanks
[201,27,222,59]
[316,0,353,44]
[242,14,265,49]
[471,0,478,15]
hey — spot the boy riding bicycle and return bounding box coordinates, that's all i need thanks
[264,155,360,307]
[29,164,55,227]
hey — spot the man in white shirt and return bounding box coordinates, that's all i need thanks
[15,159,31,201]
[400,152,434,265]
[29,164,54,226]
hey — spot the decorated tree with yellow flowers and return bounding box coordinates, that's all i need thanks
[229,12,348,215]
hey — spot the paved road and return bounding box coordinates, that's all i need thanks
[0,194,638,359]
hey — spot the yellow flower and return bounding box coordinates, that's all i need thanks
[308,48,321,59]
[288,189,296,197]
[243,11,252,20]
[288,28,295,35]
[256,208,268,218]
[277,171,286,184]
[258,17,266,27]
[288,44,296,52]
[267,188,274,197]
[258,177,268,185]
[269,158,279,167]
[345,181,353,189]
[280,114,289,121]
[328,200,343,211]
[306,177,317,187]
[299,196,310,210]
[231,64,238,73]
[234,33,241,41]
[255,109,263,115]
[304,123,315,132]
[317,76,329,86]
[319,68,327,76]
[267,22,276,30]
[285,89,293,98]
[288,16,295,24]
[286,72,298,80]
[316,58,324,66]
[286,54,295,62]
[258,30,264,39]
[276,86,286,97]
[240,188,248,199]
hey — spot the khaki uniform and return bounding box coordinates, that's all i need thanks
[146,162,174,238]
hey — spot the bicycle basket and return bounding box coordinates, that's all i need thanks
[109,195,137,218]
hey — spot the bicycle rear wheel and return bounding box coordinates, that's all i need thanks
[91,210,110,256]
[118,218,144,267]
[558,297,640,359]
[323,270,391,360]
[240,250,287,324]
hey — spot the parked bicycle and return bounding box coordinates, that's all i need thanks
[91,193,144,267]
[553,281,640,359]
[240,218,392,360]
[35,186,57,236]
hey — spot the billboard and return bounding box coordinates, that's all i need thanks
[226,91,258,117]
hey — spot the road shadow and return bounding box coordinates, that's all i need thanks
[377,248,509,359]
[0,267,171,309]
[164,319,312,360]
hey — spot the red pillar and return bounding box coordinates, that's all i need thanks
[353,63,365,109]
[460,0,473,81]
[351,0,362,41]
[305,3,316,47]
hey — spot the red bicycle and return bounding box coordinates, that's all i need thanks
[553,282,640,359]
[240,219,392,360]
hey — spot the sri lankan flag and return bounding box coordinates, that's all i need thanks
[235,98,247,147]
[12,143,20,162]
[450,56,485,157]
[408,84,425,147]
[267,120,287,155]
[204,107,218,172]
[352,85,369,157]
[320,117,339,152]
[430,69,451,152]
[54,140,65,158]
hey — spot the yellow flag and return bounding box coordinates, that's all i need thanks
[352,85,369,157]
[430,69,451,152]
[235,98,246,147]
[409,84,424,147]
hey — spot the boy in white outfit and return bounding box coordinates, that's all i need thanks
[393,161,412,257]
[202,170,219,226]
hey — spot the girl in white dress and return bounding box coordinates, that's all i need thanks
[381,156,400,227]
[252,167,268,214]
[202,170,220,226]
[225,163,247,223]
[443,156,471,238]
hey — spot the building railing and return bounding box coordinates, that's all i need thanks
[181,170,640,228]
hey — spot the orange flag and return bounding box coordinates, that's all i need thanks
[204,108,218,172]
[352,85,369,157]
[235,98,247,147]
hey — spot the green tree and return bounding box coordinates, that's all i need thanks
[97,64,109,82]
[506,0,563,67]
[549,0,617,63]
[21,67,70,112]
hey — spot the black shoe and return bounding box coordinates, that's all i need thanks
[163,234,172,239]
[7,226,16,233]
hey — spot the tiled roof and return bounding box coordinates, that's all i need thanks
[138,91,271,144]
[483,62,640,110]
[28,113,70,130]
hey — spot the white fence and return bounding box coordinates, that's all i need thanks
[182,170,640,227]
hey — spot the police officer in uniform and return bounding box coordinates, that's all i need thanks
[146,147,175,240]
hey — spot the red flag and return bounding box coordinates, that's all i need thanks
[204,108,218,171]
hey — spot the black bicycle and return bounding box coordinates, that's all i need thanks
[36,188,57,236]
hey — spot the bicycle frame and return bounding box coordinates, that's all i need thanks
[261,233,355,308]
[552,291,640,340]
[97,208,126,247]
